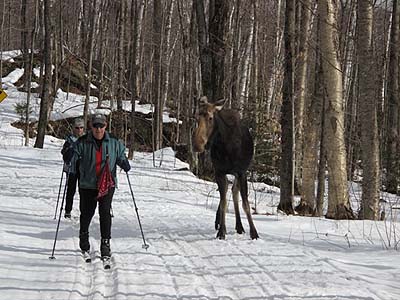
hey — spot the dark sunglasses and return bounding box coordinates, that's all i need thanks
[75,126,84,129]
[93,123,105,129]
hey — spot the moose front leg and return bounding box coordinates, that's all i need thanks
[215,173,228,239]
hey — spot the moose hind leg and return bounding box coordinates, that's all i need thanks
[232,177,245,234]
[215,205,220,230]
[215,173,228,239]
[239,174,259,239]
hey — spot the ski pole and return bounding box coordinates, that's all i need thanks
[53,167,65,219]
[126,172,149,250]
[49,169,70,260]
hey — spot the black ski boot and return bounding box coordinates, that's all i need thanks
[79,231,90,252]
[100,238,111,258]
[101,239,111,269]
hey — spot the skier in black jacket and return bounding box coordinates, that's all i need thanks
[61,118,85,218]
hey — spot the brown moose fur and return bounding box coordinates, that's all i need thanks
[193,97,259,240]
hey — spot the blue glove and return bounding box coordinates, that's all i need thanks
[120,159,131,172]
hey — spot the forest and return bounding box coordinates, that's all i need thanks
[0,0,397,221]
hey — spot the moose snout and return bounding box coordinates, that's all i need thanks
[192,139,205,153]
[192,131,206,153]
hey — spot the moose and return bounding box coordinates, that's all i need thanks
[193,96,259,240]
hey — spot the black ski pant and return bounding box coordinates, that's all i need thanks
[79,188,114,239]
[65,172,79,213]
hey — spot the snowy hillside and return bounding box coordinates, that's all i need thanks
[1,51,400,299]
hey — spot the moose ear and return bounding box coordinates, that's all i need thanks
[199,96,208,105]
[214,98,226,111]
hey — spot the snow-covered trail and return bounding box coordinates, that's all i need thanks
[1,145,400,300]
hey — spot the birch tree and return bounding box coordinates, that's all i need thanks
[294,0,312,196]
[318,0,353,219]
[161,0,175,109]
[238,4,254,110]
[25,0,39,147]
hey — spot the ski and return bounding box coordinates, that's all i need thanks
[82,251,91,263]
[102,256,111,269]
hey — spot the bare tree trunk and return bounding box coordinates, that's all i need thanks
[187,0,198,170]
[195,0,212,99]
[50,34,58,114]
[228,0,241,109]
[175,47,183,144]
[117,0,126,110]
[34,0,52,149]
[266,0,283,119]
[209,0,228,99]
[296,32,323,216]
[0,0,5,85]
[357,0,380,220]
[177,0,193,146]
[7,2,11,50]
[25,0,39,147]
[344,62,358,180]
[318,0,353,219]
[58,1,64,62]
[197,0,229,102]
[312,20,326,217]
[386,0,400,194]
[378,0,391,157]
[252,0,260,141]
[152,0,163,150]
[161,0,175,110]
[21,0,29,92]
[97,0,108,107]
[83,0,97,129]
[128,0,145,159]
[294,0,312,196]
[238,5,254,111]
[315,104,327,217]
[278,0,295,215]
[80,0,89,58]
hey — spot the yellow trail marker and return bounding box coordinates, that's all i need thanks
[0,88,8,103]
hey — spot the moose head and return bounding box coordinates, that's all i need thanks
[192,96,226,153]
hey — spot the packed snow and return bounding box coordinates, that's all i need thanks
[1,51,400,299]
